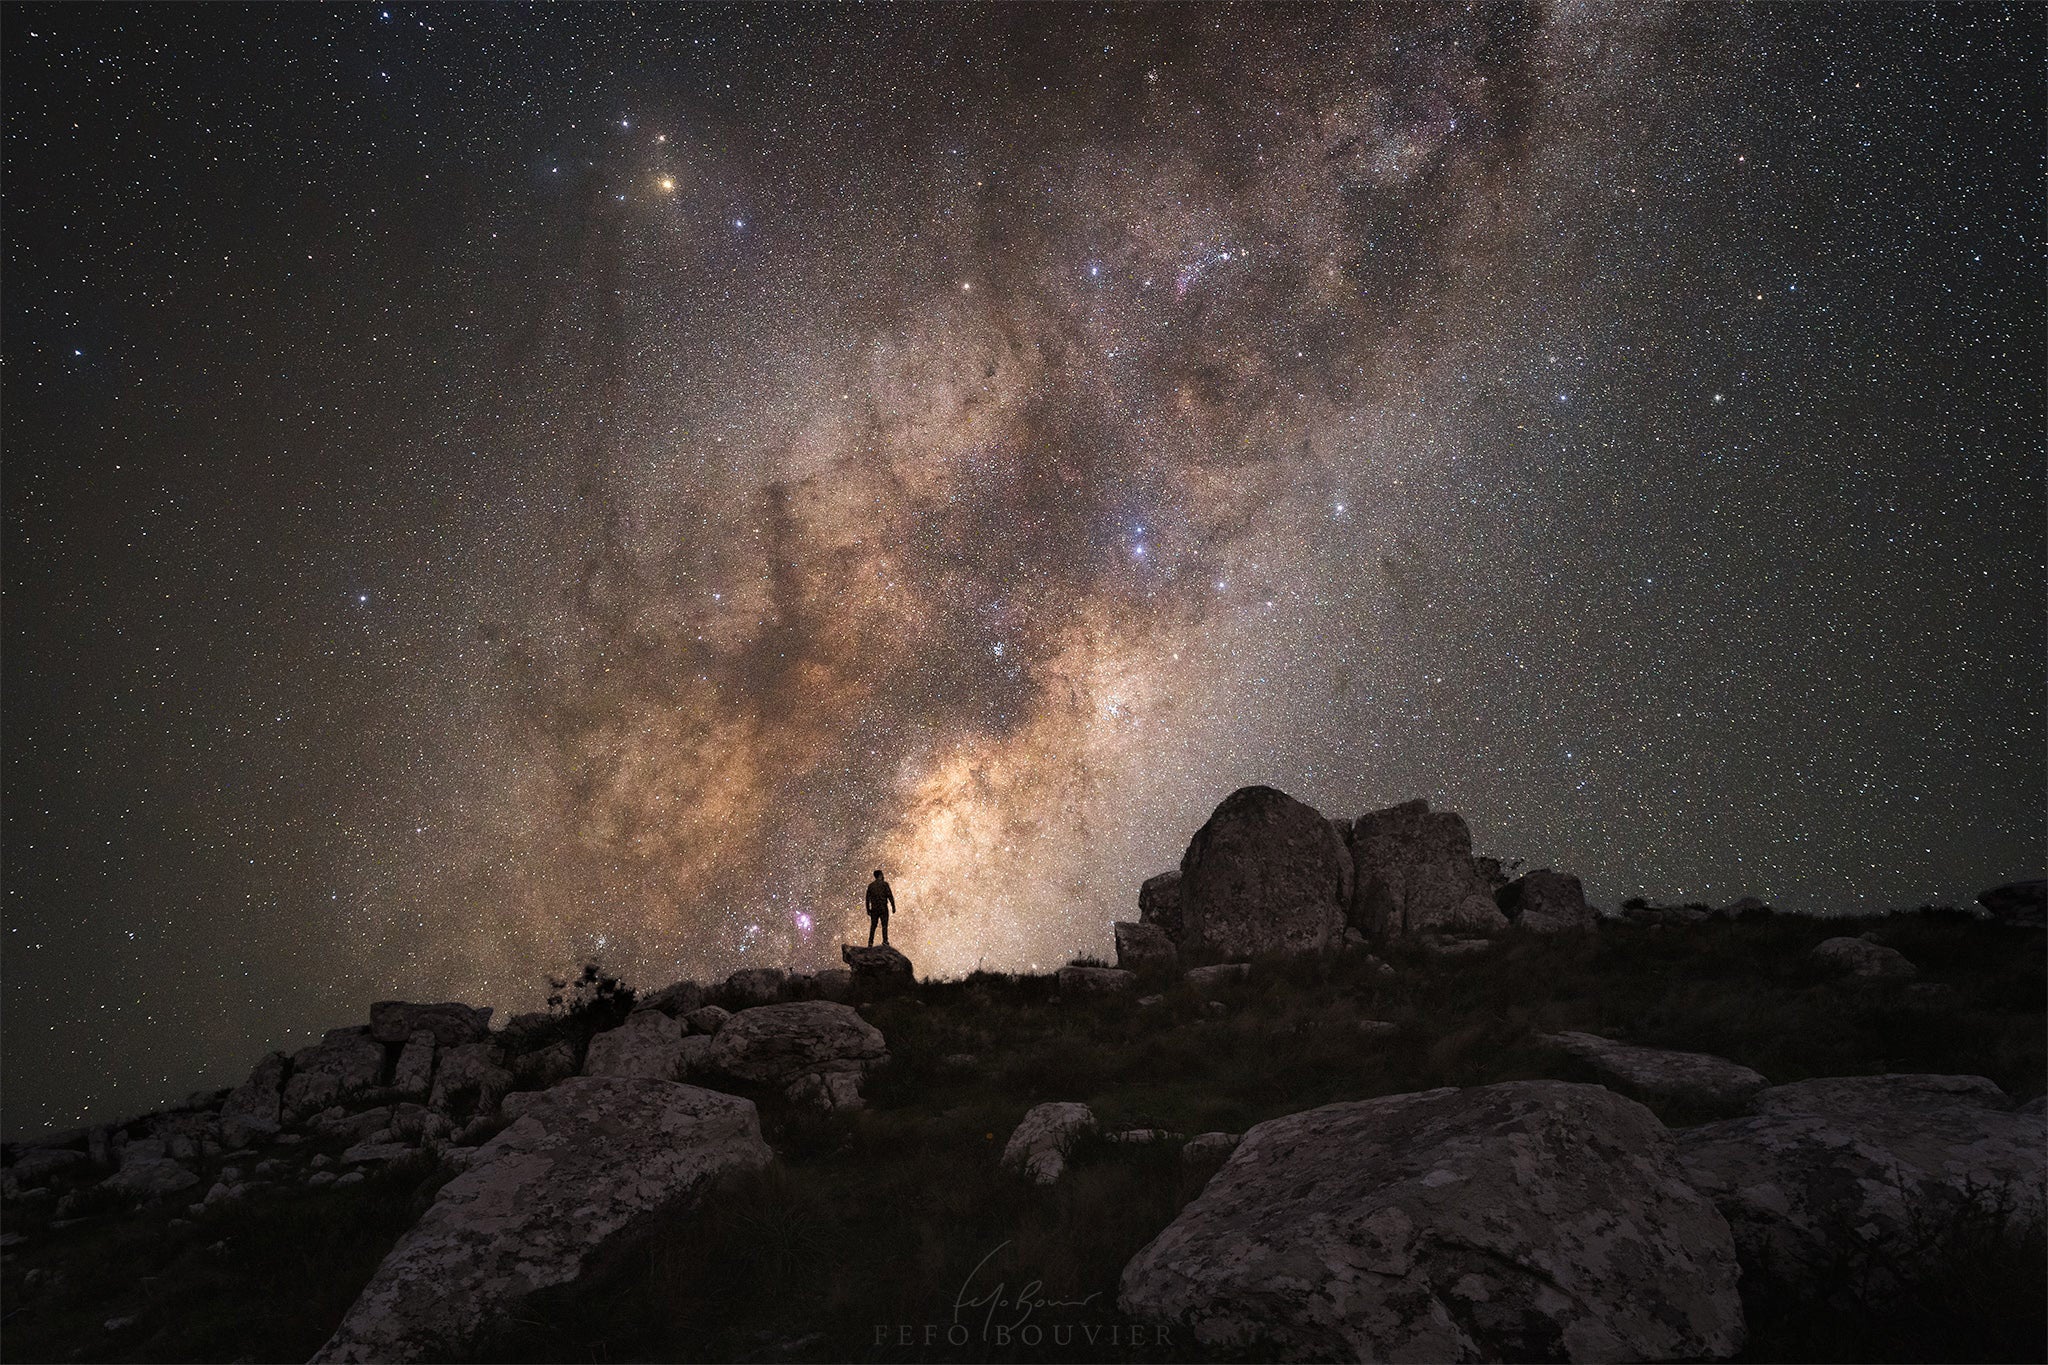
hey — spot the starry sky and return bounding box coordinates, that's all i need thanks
[4,4,2042,1136]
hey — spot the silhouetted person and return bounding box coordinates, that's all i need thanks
[866,869,896,946]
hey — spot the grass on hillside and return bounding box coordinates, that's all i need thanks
[3,911,2042,1363]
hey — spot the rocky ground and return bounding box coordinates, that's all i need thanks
[2,791,2042,1364]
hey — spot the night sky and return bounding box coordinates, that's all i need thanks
[4,5,2042,1136]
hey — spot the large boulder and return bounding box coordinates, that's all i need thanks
[311,1078,771,1363]
[704,1001,887,1099]
[721,967,787,1009]
[1540,1032,1767,1114]
[1810,936,1915,979]
[1119,1080,1744,1362]
[1001,1102,1098,1185]
[1138,870,1184,940]
[583,1010,686,1081]
[1113,921,1178,973]
[282,1028,387,1122]
[1496,869,1595,933]
[1677,1074,2047,1291]
[1977,879,2046,928]
[369,1001,493,1047]
[218,1051,288,1146]
[1346,799,1507,938]
[1178,786,1351,957]
[390,1032,436,1101]
[840,944,914,992]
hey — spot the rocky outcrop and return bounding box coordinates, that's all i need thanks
[1001,1102,1097,1185]
[1057,965,1135,996]
[390,1032,435,1101]
[1497,869,1595,932]
[311,1078,772,1363]
[511,1039,578,1090]
[1119,1080,1744,1362]
[583,1009,687,1081]
[632,980,706,1017]
[369,1001,492,1047]
[427,1041,511,1118]
[722,967,787,1008]
[684,1005,732,1036]
[1978,879,2046,928]
[1179,786,1352,956]
[1811,936,1916,978]
[1138,870,1184,940]
[704,1001,886,1105]
[1346,799,1508,938]
[218,1051,287,1147]
[840,944,913,991]
[101,1138,200,1201]
[810,968,854,1001]
[1113,921,1178,972]
[1677,1074,2047,1291]
[1541,1032,1767,1114]
[282,1028,386,1122]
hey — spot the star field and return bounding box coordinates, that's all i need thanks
[3,4,2042,1134]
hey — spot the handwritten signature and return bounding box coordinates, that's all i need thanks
[953,1240,1103,1334]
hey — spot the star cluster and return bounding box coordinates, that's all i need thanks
[3,5,2041,1133]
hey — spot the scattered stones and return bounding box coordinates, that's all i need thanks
[840,944,914,992]
[1107,1128,1175,1145]
[340,1142,415,1166]
[1113,921,1179,972]
[1977,879,2046,928]
[1540,1032,1767,1113]
[101,1140,199,1201]
[1057,965,1136,996]
[369,1001,493,1047]
[785,1070,865,1112]
[312,1078,772,1364]
[1496,868,1596,933]
[1679,1074,2047,1291]
[335,1171,365,1187]
[1811,936,1916,979]
[1346,798,1508,938]
[1001,1102,1098,1185]
[1136,994,1164,1007]
[1179,786,1352,956]
[1119,1081,1745,1362]
[1355,1020,1398,1038]
[584,1009,687,1081]
[308,1171,337,1188]
[684,1005,733,1035]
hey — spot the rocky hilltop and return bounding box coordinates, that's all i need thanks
[3,787,2043,1364]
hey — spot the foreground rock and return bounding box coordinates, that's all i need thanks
[1345,799,1508,938]
[1178,786,1352,956]
[1138,870,1184,940]
[704,1001,886,1106]
[583,1009,687,1080]
[1978,879,2046,928]
[1496,869,1595,933]
[1677,1074,2047,1291]
[1002,1102,1097,1185]
[1119,1080,1744,1362]
[840,943,914,992]
[312,1078,771,1363]
[1810,936,1916,979]
[1541,1032,1767,1113]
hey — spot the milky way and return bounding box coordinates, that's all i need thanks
[5,4,2041,1132]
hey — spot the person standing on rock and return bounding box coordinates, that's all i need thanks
[866,869,896,947]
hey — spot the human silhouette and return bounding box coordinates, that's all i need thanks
[866,868,896,946]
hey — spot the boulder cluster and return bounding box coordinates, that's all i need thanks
[1115,786,1593,978]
